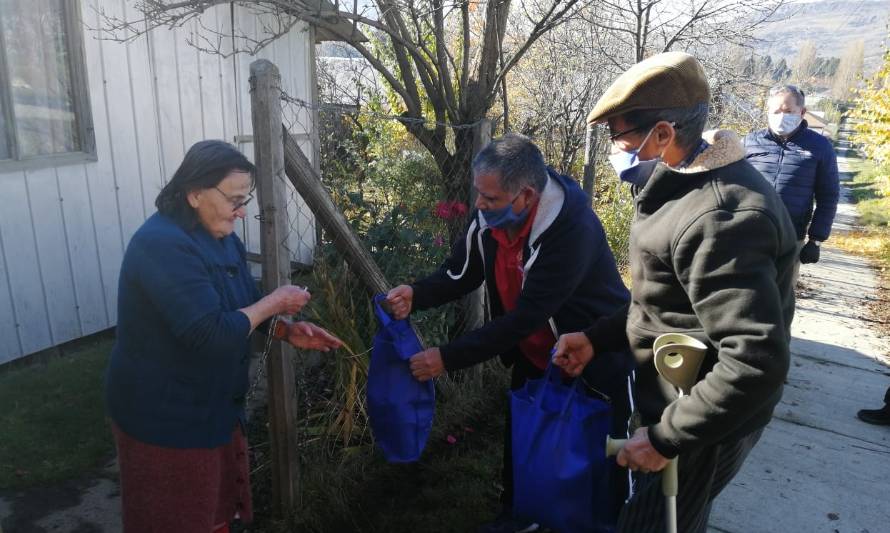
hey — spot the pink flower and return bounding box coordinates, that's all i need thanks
[434,235,445,247]
[434,200,469,221]
[434,201,451,219]
[446,434,458,445]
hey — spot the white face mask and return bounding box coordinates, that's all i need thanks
[768,113,802,136]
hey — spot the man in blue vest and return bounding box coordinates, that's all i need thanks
[744,85,840,280]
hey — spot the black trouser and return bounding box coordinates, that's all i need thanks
[501,354,633,519]
[616,429,764,533]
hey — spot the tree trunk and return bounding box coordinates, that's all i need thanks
[456,120,492,338]
[440,126,478,242]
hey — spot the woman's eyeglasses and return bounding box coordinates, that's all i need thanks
[213,186,255,211]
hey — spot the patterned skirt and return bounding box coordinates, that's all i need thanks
[113,423,253,533]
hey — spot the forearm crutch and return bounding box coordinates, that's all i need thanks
[606,333,707,533]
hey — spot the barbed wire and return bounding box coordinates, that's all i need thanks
[280,90,488,131]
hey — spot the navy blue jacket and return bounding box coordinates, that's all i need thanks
[412,170,631,378]
[743,122,839,241]
[105,213,260,448]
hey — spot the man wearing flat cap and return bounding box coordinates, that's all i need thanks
[552,52,798,532]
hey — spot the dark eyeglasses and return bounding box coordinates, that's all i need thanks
[608,125,650,142]
[213,186,254,210]
[609,121,682,142]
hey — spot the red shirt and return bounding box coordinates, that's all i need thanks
[490,203,556,370]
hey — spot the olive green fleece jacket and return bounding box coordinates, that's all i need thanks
[587,130,798,458]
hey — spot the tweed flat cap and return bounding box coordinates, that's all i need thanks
[587,52,710,125]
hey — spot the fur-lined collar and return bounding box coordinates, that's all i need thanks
[674,129,746,174]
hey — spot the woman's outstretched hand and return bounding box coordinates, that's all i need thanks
[285,321,343,352]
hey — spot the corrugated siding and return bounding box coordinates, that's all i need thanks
[0,0,317,363]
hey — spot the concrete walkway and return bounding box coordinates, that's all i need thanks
[708,144,890,533]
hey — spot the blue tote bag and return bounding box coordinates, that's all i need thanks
[367,294,435,463]
[511,364,615,532]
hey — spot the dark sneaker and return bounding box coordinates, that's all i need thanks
[857,406,890,426]
[477,510,540,533]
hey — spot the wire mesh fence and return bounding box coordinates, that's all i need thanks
[246,82,496,458]
[246,60,637,474]
[239,58,643,521]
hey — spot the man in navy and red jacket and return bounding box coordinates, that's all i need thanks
[386,133,632,533]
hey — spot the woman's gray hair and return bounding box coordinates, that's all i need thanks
[472,133,548,193]
[622,102,710,151]
[769,85,806,107]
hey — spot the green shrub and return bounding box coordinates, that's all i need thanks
[848,160,890,226]
[813,98,844,127]
[594,171,634,274]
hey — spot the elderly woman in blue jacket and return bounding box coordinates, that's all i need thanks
[105,140,341,533]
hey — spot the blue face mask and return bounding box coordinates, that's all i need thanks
[481,193,529,229]
[608,127,662,187]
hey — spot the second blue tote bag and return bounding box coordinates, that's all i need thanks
[511,363,615,532]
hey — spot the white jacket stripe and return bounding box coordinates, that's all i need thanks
[446,219,478,280]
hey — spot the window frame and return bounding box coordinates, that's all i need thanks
[0,0,96,173]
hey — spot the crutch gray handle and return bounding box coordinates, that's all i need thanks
[605,436,626,457]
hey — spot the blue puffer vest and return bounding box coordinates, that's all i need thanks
[743,121,839,241]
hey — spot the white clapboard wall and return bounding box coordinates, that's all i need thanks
[0,1,318,364]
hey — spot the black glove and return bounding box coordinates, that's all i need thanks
[799,240,820,264]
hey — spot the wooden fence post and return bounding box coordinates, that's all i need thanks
[249,59,300,516]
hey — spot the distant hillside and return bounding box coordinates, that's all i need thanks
[317,2,889,76]
[753,0,888,74]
